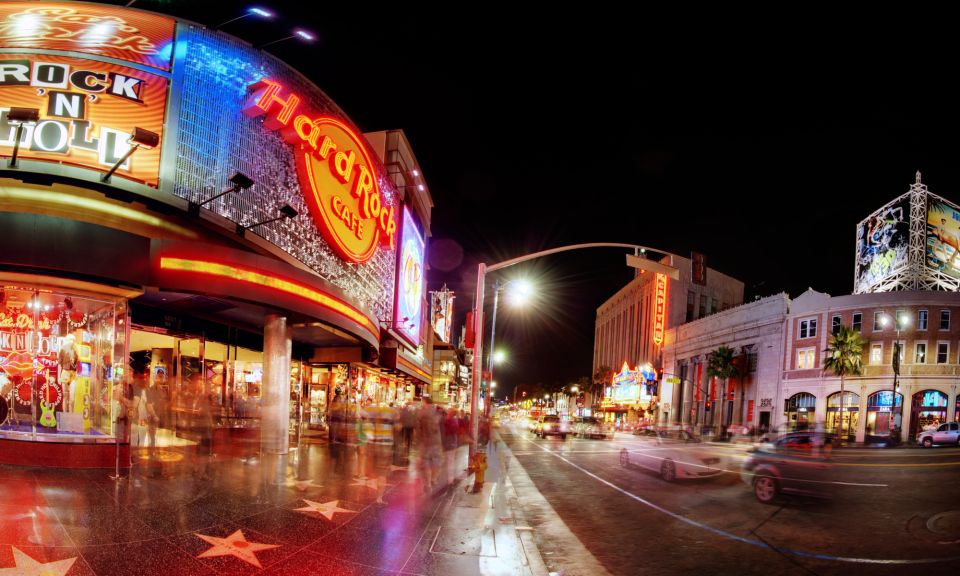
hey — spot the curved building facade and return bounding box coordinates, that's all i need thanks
[0,2,432,466]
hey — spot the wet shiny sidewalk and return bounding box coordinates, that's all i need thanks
[0,437,544,575]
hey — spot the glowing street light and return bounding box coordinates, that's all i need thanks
[484,278,534,420]
[468,243,681,459]
[879,312,909,445]
[259,28,318,48]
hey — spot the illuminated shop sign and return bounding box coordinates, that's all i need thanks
[0,55,167,185]
[244,79,397,263]
[0,3,175,71]
[394,207,425,348]
[653,273,667,346]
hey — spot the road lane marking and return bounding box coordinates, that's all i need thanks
[511,434,958,565]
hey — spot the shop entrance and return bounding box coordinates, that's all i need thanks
[128,328,205,451]
[910,390,948,439]
[865,390,903,442]
[785,392,816,431]
[826,391,860,441]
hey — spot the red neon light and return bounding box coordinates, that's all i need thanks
[243,79,397,264]
[653,273,667,347]
[159,257,377,337]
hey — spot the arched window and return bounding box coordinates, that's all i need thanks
[826,391,860,436]
[785,392,816,430]
[910,390,948,438]
[865,390,903,440]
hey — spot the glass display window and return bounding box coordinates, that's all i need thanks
[1,285,124,441]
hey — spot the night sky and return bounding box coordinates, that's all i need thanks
[100,2,960,395]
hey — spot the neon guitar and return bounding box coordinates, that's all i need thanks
[39,400,57,428]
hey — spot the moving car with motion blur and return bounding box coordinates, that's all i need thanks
[534,414,568,440]
[741,431,835,504]
[619,426,726,482]
[572,416,611,439]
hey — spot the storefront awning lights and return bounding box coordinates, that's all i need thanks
[0,186,197,239]
[159,257,377,336]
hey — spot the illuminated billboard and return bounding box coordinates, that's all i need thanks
[0,2,175,71]
[926,196,960,279]
[394,207,425,348]
[0,54,167,185]
[854,196,910,293]
[431,288,455,343]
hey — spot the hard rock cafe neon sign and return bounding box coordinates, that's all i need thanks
[243,79,397,264]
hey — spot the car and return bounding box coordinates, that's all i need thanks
[620,426,727,482]
[534,414,568,439]
[742,431,835,504]
[632,424,657,437]
[917,422,960,447]
[573,417,611,439]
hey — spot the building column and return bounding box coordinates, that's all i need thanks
[261,314,292,454]
[948,384,957,423]
[899,381,913,443]
[855,382,868,443]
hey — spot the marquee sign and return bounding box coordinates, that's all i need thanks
[244,79,397,264]
[0,54,167,185]
[0,2,175,71]
[653,273,667,347]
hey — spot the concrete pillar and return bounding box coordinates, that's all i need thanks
[948,384,957,423]
[855,383,868,443]
[261,314,291,454]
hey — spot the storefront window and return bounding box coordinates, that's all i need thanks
[911,390,948,437]
[784,392,816,430]
[865,390,903,439]
[1,286,124,441]
[826,391,860,437]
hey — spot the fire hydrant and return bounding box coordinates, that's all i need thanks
[470,452,487,493]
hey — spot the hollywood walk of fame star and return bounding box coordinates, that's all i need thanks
[350,477,389,490]
[195,529,280,568]
[293,499,357,521]
[0,547,76,576]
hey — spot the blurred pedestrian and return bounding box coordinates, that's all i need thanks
[417,397,442,492]
[443,408,460,486]
[401,403,416,453]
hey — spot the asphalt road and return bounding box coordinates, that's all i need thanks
[499,422,960,576]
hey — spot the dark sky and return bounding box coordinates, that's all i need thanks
[101,2,960,395]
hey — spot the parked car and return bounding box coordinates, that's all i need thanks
[620,426,726,482]
[632,424,657,437]
[742,431,835,504]
[534,415,568,439]
[573,417,610,439]
[917,422,960,447]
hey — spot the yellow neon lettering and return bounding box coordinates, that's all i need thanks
[317,135,336,159]
[332,149,356,184]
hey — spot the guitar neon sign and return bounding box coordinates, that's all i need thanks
[244,79,396,263]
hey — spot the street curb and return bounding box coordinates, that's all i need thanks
[494,431,613,576]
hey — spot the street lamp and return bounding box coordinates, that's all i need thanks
[879,312,908,446]
[484,278,533,420]
[469,243,682,459]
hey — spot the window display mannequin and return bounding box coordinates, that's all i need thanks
[58,334,80,411]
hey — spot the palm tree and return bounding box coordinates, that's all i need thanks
[592,365,614,411]
[707,346,739,435]
[823,326,866,444]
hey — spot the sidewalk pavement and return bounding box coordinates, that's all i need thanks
[0,436,549,575]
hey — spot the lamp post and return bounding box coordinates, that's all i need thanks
[468,243,681,459]
[880,313,908,446]
[484,279,531,419]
